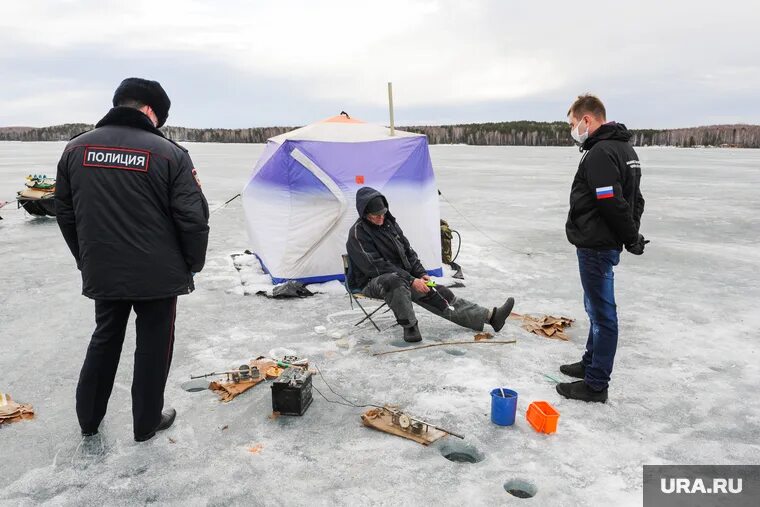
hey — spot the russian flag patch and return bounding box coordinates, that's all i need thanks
[595,186,614,199]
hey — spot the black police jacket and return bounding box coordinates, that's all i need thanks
[566,122,645,250]
[55,107,209,300]
[346,187,427,290]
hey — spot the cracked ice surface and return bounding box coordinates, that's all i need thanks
[1,142,759,505]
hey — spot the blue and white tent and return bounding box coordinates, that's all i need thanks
[241,114,442,284]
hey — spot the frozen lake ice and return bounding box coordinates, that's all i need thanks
[1,142,759,505]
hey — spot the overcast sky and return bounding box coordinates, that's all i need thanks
[1,0,758,129]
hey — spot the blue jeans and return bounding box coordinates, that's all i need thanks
[577,248,620,390]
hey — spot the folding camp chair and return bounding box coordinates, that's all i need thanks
[341,254,392,332]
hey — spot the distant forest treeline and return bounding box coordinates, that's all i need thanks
[2,122,759,148]
[400,122,760,148]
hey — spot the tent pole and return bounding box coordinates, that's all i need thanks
[388,82,395,136]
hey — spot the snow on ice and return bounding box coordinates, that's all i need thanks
[1,142,758,505]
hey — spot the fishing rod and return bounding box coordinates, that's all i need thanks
[190,369,252,380]
[190,357,308,381]
[425,280,454,311]
[210,193,241,214]
[395,410,465,440]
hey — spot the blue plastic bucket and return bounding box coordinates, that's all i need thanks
[490,388,518,426]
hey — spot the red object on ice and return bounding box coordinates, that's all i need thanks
[526,401,560,434]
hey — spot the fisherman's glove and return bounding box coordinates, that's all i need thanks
[625,234,649,255]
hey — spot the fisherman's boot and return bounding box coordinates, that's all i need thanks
[556,381,608,403]
[489,297,515,332]
[135,408,177,442]
[559,361,586,379]
[403,323,422,343]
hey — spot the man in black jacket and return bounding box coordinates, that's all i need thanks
[346,187,514,342]
[55,78,209,441]
[557,94,647,403]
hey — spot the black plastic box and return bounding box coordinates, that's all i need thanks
[271,368,313,416]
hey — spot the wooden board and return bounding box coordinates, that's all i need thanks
[18,188,54,199]
[209,377,265,402]
[208,358,277,402]
[361,407,448,446]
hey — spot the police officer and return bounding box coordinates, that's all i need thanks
[55,78,209,441]
[558,94,647,403]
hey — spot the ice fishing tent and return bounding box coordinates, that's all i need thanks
[242,114,442,284]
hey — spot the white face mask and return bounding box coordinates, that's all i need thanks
[571,117,589,144]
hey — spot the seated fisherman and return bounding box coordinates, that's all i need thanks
[346,186,515,342]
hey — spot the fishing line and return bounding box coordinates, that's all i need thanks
[312,363,383,410]
[8,193,241,216]
[439,191,535,257]
[0,199,23,211]
[313,363,465,439]
[312,385,370,408]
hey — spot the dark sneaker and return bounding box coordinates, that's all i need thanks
[489,297,515,332]
[403,324,422,343]
[556,381,608,403]
[135,408,177,442]
[559,361,586,379]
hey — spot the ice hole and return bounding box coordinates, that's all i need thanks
[389,339,417,348]
[503,479,537,499]
[181,379,210,392]
[436,440,484,464]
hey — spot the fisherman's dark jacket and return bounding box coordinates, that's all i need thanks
[566,122,645,250]
[346,187,427,290]
[55,107,209,300]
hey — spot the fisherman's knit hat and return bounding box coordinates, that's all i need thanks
[113,78,171,128]
[366,196,387,215]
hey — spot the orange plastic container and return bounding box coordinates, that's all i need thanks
[526,401,560,434]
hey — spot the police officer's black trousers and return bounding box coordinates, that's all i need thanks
[76,297,177,437]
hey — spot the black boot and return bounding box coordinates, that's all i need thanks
[135,408,177,442]
[403,323,422,343]
[489,297,515,332]
[556,381,608,403]
[559,361,586,379]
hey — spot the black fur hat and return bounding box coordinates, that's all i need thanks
[112,78,171,128]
